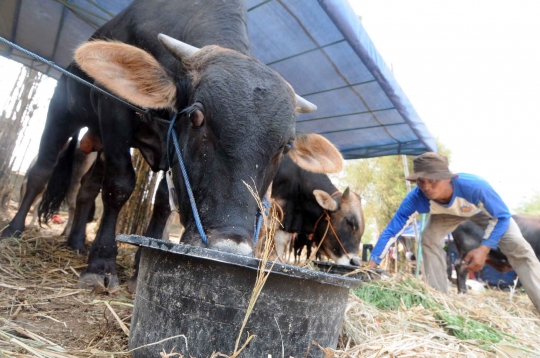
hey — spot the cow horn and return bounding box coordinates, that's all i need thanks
[295,94,317,113]
[158,33,200,59]
[342,187,350,200]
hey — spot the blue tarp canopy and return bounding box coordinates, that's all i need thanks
[0,0,437,158]
[401,225,417,238]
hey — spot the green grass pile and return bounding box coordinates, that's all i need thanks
[435,311,509,345]
[353,278,434,311]
[353,277,511,346]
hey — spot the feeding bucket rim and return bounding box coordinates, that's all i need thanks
[312,260,387,273]
[117,234,362,289]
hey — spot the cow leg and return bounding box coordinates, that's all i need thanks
[78,104,136,290]
[87,202,96,223]
[274,230,291,262]
[306,240,313,262]
[455,261,468,293]
[29,195,42,227]
[1,79,77,238]
[497,218,540,312]
[129,176,170,293]
[421,215,464,293]
[62,207,75,236]
[66,155,104,252]
[62,151,99,236]
[291,234,298,262]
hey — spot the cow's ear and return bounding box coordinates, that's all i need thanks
[288,133,343,173]
[313,190,338,211]
[74,41,176,109]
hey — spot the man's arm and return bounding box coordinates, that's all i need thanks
[369,189,428,266]
[368,260,378,269]
[472,182,511,249]
[462,245,491,271]
[461,182,511,271]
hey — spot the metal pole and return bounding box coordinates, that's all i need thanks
[394,241,398,273]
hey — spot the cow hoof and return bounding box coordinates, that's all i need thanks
[78,272,120,293]
[128,275,138,294]
[66,243,88,255]
[1,225,23,239]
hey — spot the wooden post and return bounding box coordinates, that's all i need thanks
[116,150,158,236]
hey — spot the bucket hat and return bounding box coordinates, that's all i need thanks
[406,152,457,181]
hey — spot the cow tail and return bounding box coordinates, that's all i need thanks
[38,131,79,225]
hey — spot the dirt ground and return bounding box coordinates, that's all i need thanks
[1,204,135,357]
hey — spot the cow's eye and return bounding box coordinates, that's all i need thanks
[283,141,293,154]
[190,109,204,127]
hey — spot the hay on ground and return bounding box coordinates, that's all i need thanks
[1,217,539,357]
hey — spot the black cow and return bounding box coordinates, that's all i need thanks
[451,214,540,293]
[1,0,343,291]
[271,156,364,266]
[53,150,171,293]
[293,233,312,262]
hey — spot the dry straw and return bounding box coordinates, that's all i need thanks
[229,180,281,357]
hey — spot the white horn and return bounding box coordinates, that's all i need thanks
[295,94,317,113]
[158,33,200,59]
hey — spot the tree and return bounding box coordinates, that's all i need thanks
[515,191,540,215]
[341,155,413,243]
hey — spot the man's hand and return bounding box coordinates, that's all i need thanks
[462,245,491,272]
[368,260,378,269]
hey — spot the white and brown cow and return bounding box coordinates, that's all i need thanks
[271,156,365,266]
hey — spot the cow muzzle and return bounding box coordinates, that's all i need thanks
[334,255,361,267]
[209,227,254,256]
[193,227,254,256]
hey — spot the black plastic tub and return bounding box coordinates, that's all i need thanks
[117,235,362,357]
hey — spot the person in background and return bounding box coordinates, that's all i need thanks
[367,152,540,312]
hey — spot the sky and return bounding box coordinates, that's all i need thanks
[1,0,539,211]
[348,0,540,210]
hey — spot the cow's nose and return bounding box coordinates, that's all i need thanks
[207,228,254,256]
[350,257,360,266]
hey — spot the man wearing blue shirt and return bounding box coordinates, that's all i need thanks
[368,152,540,312]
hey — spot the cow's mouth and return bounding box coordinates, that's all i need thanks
[178,227,255,256]
[212,240,253,256]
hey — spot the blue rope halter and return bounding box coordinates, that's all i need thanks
[166,113,208,245]
[254,196,272,245]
